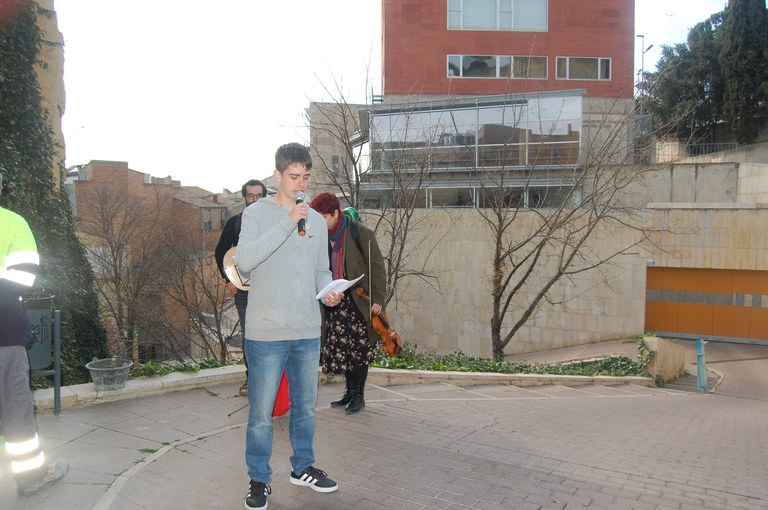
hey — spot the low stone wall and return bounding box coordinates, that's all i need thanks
[643,336,686,382]
[34,364,654,413]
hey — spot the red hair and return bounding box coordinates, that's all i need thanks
[310,192,341,216]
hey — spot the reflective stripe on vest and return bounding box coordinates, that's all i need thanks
[0,262,38,287]
[0,207,38,288]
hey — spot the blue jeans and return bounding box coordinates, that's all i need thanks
[244,337,320,483]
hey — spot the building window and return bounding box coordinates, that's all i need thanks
[478,187,525,208]
[511,56,547,78]
[429,187,475,208]
[448,54,547,79]
[331,155,340,178]
[448,0,547,31]
[556,57,611,81]
[477,186,577,209]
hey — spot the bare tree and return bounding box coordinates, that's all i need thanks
[78,184,175,363]
[79,182,250,363]
[365,101,456,305]
[154,239,240,361]
[307,86,369,207]
[308,83,451,308]
[475,94,667,359]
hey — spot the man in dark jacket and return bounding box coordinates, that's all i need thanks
[215,179,267,396]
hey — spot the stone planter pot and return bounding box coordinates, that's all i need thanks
[85,357,133,391]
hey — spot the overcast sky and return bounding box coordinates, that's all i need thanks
[55,0,729,193]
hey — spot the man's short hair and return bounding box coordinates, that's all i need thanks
[241,179,267,198]
[275,143,312,173]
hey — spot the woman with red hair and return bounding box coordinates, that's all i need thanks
[310,192,386,413]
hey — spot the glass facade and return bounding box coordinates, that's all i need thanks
[370,94,581,173]
[365,93,583,209]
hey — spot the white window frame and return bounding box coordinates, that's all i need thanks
[555,57,612,81]
[448,54,548,79]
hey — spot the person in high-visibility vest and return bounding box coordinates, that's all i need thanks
[0,174,69,497]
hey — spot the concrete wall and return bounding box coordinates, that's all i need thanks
[382,208,648,358]
[645,204,768,271]
[381,178,768,359]
[639,161,768,205]
[640,164,740,204]
[738,164,768,204]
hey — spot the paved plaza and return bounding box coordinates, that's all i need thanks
[1,339,767,509]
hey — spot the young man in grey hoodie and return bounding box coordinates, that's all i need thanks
[236,143,342,510]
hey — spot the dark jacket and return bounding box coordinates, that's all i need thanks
[0,206,38,346]
[323,219,387,347]
[214,213,241,281]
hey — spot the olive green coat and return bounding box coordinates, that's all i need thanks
[321,220,387,348]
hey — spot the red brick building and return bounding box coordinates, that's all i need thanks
[68,161,231,252]
[382,0,635,100]
[309,1,639,209]
[67,160,239,360]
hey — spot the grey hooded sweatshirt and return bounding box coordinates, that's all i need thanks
[236,195,332,342]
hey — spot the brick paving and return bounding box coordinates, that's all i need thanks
[1,340,767,509]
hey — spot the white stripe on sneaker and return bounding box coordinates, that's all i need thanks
[289,468,338,493]
[300,473,317,484]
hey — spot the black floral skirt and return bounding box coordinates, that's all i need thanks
[321,293,374,375]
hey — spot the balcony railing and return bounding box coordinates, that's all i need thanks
[654,142,739,164]
[373,141,580,172]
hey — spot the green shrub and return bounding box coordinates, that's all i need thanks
[372,346,650,378]
[130,359,238,378]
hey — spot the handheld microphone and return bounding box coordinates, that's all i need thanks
[295,191,306,236]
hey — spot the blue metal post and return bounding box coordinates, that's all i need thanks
[53,310,61,415]
[696,339,707,393]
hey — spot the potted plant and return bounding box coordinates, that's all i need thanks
[85,357,133,391]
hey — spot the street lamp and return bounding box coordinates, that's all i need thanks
[636,34,654,114]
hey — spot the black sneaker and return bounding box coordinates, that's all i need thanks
[289,466,338,493]
[244,480,270,510]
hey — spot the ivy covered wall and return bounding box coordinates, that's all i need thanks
[0,0,108,384]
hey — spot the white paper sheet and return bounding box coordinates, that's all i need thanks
[315,274,364,300]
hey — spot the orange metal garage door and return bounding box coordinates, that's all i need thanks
[645,267,768,342]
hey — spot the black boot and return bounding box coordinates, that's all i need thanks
[345,365,368,414]
[331,371,354,407]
